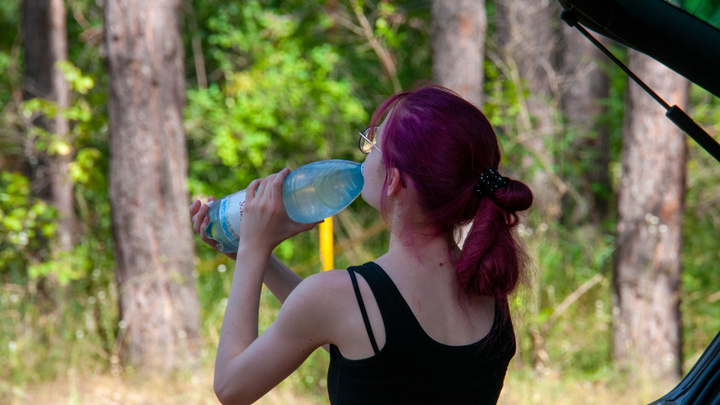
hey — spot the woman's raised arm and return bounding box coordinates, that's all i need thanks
[190,196,304,304]
[210,171,331,404]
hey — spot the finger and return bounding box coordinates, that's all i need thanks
[200,216,219,250]
[192,204,202,234]
[193,203,208,235]
[200,216,210,239]
[246,179,261,202]
[199,216,209,237]
[189,200,201,220]
[208,196,215,202]
[272,169,289,199]
[265,174,280,199]
[257,176,272,199]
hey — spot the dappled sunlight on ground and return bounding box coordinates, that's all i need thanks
[4,367,674,405]
[5,370,318,405]
[500,369,671,405]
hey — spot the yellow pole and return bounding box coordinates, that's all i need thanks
[319,217,334,271]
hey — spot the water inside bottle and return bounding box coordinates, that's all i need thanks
[283,160,364,223]
[314,167,361,209]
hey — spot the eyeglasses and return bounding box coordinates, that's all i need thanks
[359,126,382,154]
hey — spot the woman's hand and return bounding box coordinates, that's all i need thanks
[190,196,237,260]
[239,168,320,255]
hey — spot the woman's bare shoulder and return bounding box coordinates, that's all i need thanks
[273,269,358,344]
[288,269,354,307]
[280,269,355,314]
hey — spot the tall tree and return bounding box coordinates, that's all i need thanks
[560,26,611,224]
[22,0,52,101]
[431,0,486,107]
[23,0,75,252]
[430,0,486,246]
[494,0,564,219]
[613,50,687,383]
[104,0,200,372]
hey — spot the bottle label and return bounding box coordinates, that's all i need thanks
[219,190,246,242]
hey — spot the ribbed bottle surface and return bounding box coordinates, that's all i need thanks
[283,160,364,223]
[205,160,364,253]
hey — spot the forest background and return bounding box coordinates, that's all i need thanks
[0,0,719,404]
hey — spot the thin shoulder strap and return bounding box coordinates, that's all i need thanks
[347,268,380,355]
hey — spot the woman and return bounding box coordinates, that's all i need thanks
[189,85,533,404]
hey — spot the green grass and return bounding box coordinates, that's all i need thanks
[1,199,718,404]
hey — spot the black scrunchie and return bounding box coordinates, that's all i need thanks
[475,167,510,196]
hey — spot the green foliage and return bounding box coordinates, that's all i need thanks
[0,0,19,40]
[0,167,118,391]
[336,0,432,107]
[484,35,625,378]
[506,207,616,375]
[682,90,720,362]
[185,0,367,201]
[668,0,720,28]
[0,0,718,401]
[375,2,407,48]
[182,2,400,398]
[56,61,95,95]
[0,172,57,277]
[10,60,106,286]
[0,0,115,391]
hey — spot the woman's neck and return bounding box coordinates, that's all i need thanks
[376,186,461,282]
[376,228,460,279]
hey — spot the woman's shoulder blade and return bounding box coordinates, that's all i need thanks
[282,270,357,320]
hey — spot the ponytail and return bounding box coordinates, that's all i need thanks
[455,179,533,299]
[367,84,533,300]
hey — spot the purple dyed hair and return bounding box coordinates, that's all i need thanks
[370,85,533,300]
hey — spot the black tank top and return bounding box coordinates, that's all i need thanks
[328,262,515,405]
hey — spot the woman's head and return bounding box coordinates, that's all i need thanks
[367,85,533,299]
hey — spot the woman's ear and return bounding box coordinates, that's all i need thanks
[386,168,403,197]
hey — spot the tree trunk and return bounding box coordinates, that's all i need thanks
[23,0,76,251]
[560,25,611,224]
[494,0,563,219]
[23,0,52,101]
[431,0,486,108]
[613,50,687,383]
[105,0,200,373]
[430,0,487,247]
[48,0,74,252]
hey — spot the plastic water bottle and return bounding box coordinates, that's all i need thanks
[204,160,364,253]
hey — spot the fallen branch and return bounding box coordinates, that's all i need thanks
[541,273,605,336]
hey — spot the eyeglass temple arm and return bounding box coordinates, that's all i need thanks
[359,130,382,154]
